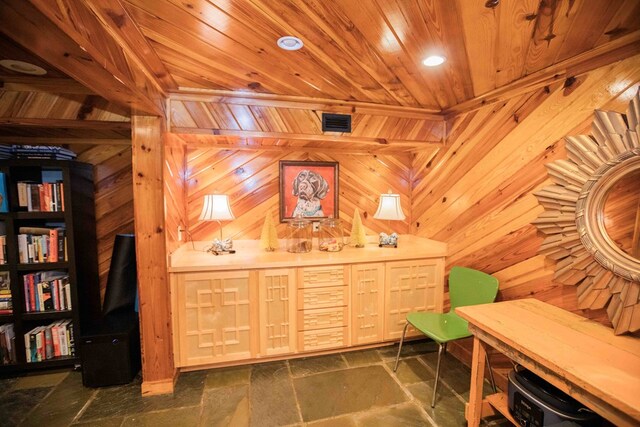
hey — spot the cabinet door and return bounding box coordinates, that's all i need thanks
[174,271,256,367]
[351,263,384,345]
[384,259,444,341]
[258,269,297,356]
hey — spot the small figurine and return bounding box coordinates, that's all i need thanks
[378,232,398,248]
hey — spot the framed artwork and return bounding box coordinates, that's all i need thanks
[279,161,339,221]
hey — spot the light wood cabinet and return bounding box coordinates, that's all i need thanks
[384,259,444,340]
[351,263,385,345]
[174,271,256,367]
[258,269,296,357]
[169,236,446,369]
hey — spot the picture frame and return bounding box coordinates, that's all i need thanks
[279,161,339,222]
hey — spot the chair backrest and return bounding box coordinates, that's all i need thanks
[448,266,499,311]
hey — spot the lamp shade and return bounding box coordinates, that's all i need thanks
[373,193,406,221]
[199,194,235,221]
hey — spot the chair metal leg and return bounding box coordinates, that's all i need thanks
[442,342,448,354]
[431,342,444,408]
[485,351,497,393]
[393,322,410,372]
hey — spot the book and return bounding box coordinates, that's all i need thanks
[44,326,53,359]
[0,172,7,212]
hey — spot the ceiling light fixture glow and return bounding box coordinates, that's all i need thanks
[422,55,446,67]
[277,36,304,51]
[0,59,47,75]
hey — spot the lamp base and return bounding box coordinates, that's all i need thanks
[378,232,398,248]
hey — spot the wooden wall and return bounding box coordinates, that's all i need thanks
[164,135,187,254]
[184,149,412,242]
[411,55,640,362]
[74,144,134,299]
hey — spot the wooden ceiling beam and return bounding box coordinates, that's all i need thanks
[0,136,130,146]
[443,31,640,117]
[0,0,164,116]
[174,139,413,155]
[170,91,444,121]
[172,128,443,148]
[0,117,131,131]
[0,76,94,94]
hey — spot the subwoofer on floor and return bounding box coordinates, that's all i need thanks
[80,312,141,388]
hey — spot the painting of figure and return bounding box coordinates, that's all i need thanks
[279,161,339,221]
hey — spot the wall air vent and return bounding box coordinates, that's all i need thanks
[322,113,352,133]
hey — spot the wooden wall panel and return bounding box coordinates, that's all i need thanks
[411,55,640,372]
[76,144,134,300]
[184,148,413,243]
[164,134,187,255]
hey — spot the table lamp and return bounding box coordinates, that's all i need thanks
[199,194,236,255]
[373,192,406,247]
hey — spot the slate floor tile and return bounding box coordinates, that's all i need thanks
[407,380,467,427]
[201,385,250,426]
[205,365,251,389]
[250,362,300,427]
[0,387,52,427]
[79,371,206,421]
[307,414,358,427]
[12,371,69,390]
[288,354,347,377]
[356,402,434,427]
[378,339,438,360]
[388,357,434,385]
[293,365,407,422]
[121,406,201,427]
[72,417,125,427]
[21,372,96,427]
[341,349,382,367]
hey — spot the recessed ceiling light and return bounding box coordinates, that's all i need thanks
[422,55,446,67]
[0,59,47,75]
[277,36,304,51]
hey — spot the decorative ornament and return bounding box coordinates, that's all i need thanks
[260,210,279,251]
[533,90,640,335]
[349,208,367,248]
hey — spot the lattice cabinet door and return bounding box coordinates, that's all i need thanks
[351,263,384,345]
[174,271,257,367]
[258,269,297,356]
[383,259,444,341]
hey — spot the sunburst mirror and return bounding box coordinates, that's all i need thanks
[534,90,640,335]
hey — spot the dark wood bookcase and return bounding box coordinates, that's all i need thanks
[0,159,101,374]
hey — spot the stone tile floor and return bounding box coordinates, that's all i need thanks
[0,340,509,427]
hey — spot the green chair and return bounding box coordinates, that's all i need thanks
[393,266,499,407]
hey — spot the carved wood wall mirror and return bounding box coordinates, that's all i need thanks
[534,90,640,335]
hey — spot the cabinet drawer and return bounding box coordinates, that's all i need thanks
[297,285,347,310]
[298,306,348,331]
[299,265,349,288]
[298,326,348,352]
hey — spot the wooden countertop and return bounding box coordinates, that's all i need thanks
[168,234,447,272]
[456,298,640,425]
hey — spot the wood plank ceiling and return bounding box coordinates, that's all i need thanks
[123,0,640,111]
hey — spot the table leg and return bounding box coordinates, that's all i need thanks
[467,336,486,427]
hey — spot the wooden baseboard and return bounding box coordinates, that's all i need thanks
[141,370,179,396]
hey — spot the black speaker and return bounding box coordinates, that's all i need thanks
[102,234,137,316]
[80,312,141,387]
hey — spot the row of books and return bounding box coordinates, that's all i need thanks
[0,323,16,365]
[25,320,74,363]
[0,235,7,264]
[17,227,67,264]
[0,271,10,315]
[17,181,65,212]
[23,272,71,313]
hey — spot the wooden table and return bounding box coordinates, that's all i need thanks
[456,298,640,427]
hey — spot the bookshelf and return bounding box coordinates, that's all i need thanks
[0,159,100,372]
